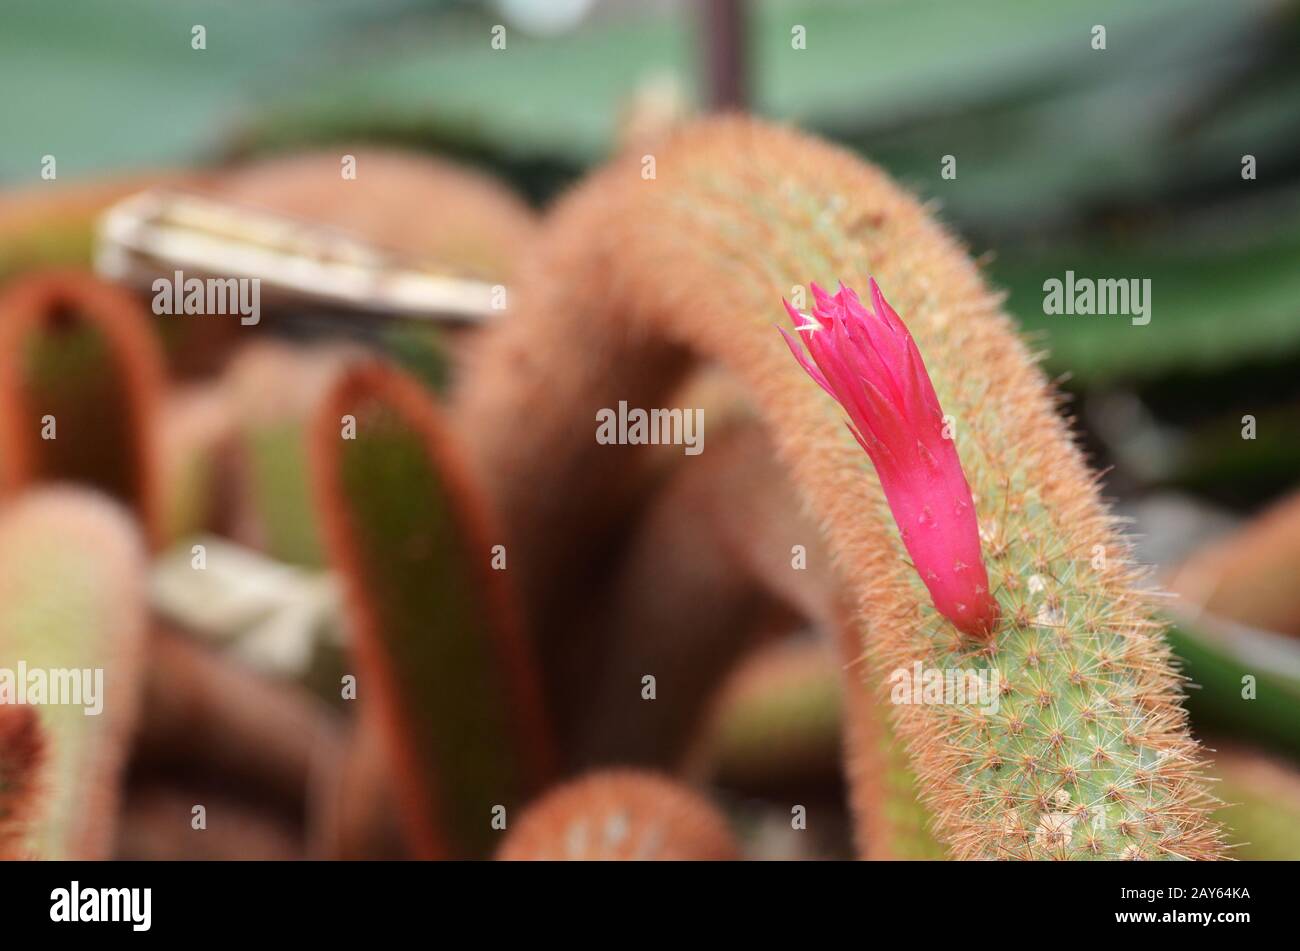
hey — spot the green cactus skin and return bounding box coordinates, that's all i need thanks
[0,489,147,859]
[310,362,555,859]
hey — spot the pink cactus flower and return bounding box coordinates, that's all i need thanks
[779,279,1000,639]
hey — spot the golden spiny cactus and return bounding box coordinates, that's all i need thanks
[0,489,148,859]
[497,770,738,861]
[456,117,1225,859]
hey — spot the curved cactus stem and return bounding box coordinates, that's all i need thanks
[0,270,165,547]
[454,117,1226,859]
[310,361,556,858]
[0,489,148,858]
[497,770,738,860]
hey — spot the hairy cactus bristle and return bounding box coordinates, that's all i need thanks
[455,117,1225,859]
[0,703,44,859]
[0,270,165,547]
[0,489,147,858]
[497,770,738,861]
[310,362,555,858]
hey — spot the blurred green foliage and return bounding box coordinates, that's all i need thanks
[1168,621,1300,761]
[4,0,1297,385]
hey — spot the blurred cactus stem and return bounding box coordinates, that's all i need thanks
[1169,488,1300,637]
[310,362,556,858]
[0,489,148,858]
[497,770,738,861]
[0,270,165,547]
[0,703,45,860]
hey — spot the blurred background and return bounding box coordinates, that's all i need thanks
[6,0,1300,509]
[1,0,1299,860]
